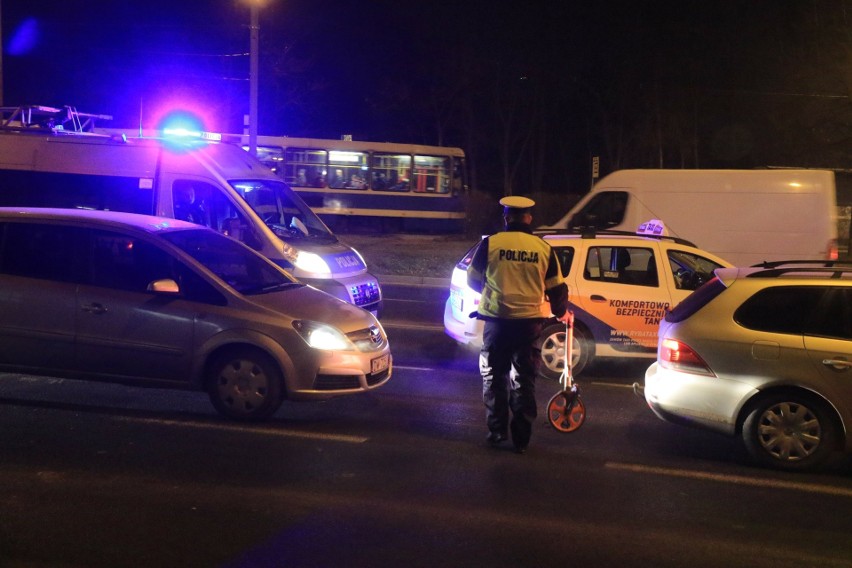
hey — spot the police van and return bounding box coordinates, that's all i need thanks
[0,105,381,314]
[444,224,733,378]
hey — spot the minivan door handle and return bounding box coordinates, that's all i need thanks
[81,303,109,315]
[590,295,607,302]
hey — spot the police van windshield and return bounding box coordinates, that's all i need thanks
[230,179,337,244]
[163,228,302,296]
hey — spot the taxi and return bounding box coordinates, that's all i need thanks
[443,221,732,378]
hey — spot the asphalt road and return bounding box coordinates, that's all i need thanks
[1,280,851,567]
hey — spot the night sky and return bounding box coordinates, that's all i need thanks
[3,1,852,199]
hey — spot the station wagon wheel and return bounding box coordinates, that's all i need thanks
[742,393,838,472]
[539,321,592,380]
[207,348,285,421]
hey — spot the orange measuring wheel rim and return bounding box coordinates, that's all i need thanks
[547,391,586,432]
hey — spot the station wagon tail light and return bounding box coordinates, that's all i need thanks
[659,338,715,376]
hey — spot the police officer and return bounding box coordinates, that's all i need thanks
[467,196,570,454]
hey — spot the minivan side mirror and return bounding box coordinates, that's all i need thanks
[147,278,181,294]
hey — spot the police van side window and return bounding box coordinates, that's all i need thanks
[172,180,209,226]
[172,180,259,250]
[0,222,86,282]
[0,170,154,214]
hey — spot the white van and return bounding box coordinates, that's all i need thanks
[0,120,382,314]
[543,169,839,266]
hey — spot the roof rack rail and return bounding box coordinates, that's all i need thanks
[749,266,852,279]
[751,259,852,269]
[0,105,113,133]
[534,227,697,247]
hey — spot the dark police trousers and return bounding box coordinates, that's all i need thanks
[479,318,543,447]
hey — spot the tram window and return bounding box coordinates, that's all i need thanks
[371,153,412,192]
[254,146,285,178]
[328,150,369,190]
[284,148,328,188]
[413,155,451,194]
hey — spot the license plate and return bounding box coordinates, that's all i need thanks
[371,354,390,374]
[450,289,463,312]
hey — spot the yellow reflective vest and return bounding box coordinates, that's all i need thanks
[467,225,568,320]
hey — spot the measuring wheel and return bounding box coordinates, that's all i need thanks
[547,386,586,432]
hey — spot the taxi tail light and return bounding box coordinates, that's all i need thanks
[659,338,715,376]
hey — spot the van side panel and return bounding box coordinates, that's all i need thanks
[0,137,159,214]
[556,169,838,266]
[633,191,827,264]
[34,137,160,178]
[0,170,155,214]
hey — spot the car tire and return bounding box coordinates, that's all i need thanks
[207,347,285,421]
[742,392,838,472]
[538,321,593,380]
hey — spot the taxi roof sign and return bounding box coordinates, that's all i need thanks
[637,219,668,236]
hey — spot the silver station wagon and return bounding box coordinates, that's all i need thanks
[642,262,851,471]
[0,208,391,421]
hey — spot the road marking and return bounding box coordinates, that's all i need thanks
[394,365,437,371]
[114,417,368,443]
[606,462,852,498]
[590,381,636,389]
[380,320,445,331]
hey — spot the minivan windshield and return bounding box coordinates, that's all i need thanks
[163,229,302,296]
[230,179,337,244]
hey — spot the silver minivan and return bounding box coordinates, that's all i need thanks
[0,208,391,421]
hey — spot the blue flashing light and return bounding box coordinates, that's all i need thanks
[163,127,202,138]
[156,111,219,141]
[8,18,39,56]
[162,126,221,142]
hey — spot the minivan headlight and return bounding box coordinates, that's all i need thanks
[293,320,353,350]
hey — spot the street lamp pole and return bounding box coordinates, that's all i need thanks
[248,2,259,156]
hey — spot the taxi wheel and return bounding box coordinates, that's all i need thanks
[206,348,285,421]
[742,392,838,472]
[539,322,592,380]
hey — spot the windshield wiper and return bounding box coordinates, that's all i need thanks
[241,281,304,295]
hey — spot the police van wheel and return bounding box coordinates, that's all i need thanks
[539,322,592,380]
